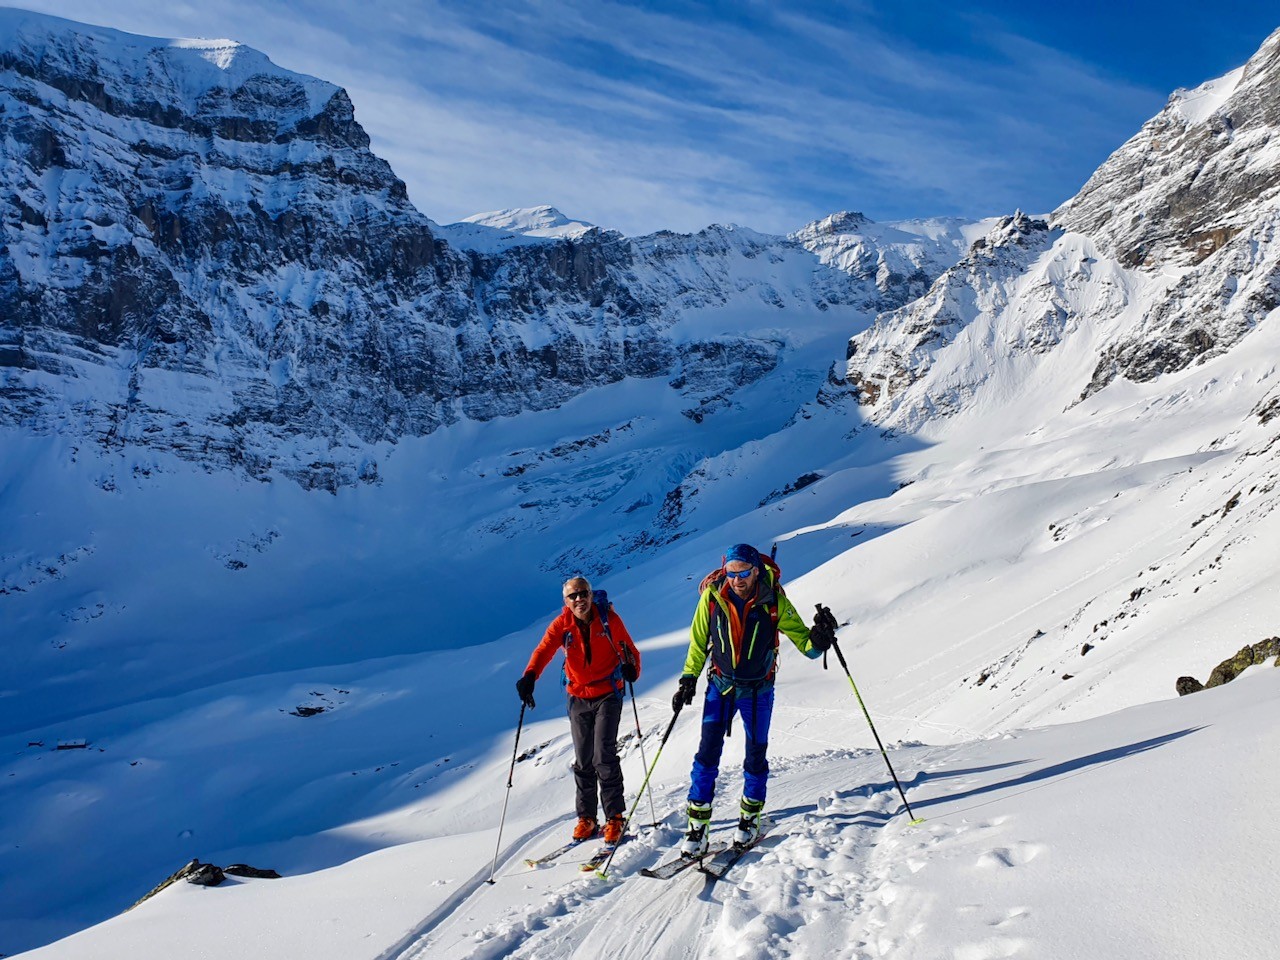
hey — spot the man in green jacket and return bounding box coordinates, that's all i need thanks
[671,544,834,855]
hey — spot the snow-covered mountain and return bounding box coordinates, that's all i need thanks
[0,8,965,492]
[4,11,1280,960]
[435,205,601,252]
[846,26,1280,426]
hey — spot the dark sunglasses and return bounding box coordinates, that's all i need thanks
[724,568,755,580]
[564,589,591,601]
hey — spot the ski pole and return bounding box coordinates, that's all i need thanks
[825,626,923,825]
[626,679,661,828]
[596,697,687,879]
[486,702,526,884]
[594,609,660,829]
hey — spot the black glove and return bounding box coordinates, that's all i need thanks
[672,675,697,713]
[516,671,536,708]
[810,604,838,652]
[620,661,639,683]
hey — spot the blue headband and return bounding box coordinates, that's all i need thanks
[725,543,760,566]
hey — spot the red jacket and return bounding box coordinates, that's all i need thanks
[525,603,641,700]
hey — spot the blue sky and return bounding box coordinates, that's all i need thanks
[12,1,1279,234]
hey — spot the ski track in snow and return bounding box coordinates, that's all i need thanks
[386,747,1027,960]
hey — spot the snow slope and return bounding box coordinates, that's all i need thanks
[5,298,1280,957]
[17,648,1278,960]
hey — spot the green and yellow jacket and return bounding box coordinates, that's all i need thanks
[681,568,820,691]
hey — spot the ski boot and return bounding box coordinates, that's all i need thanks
[679,801,712,857]
[733,797,765,846]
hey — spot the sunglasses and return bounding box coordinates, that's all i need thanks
[724,568,755,580]
[564,590,591,601]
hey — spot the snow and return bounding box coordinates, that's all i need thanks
[5,11,1280,960]
[6,288,1280,957]
[0,8,338,118]
[14,664,1278,960]
[436,205,602,252]
[1170,67,1245,125]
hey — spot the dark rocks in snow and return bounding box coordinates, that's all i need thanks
[187,863,225,887]
[1254,394,1280,425]
[1176,636,1280,695]
[131,858,282,910]
[759,471,824,506]
[224,864,282,879]
[1176,676,1204,696]
[1205,637,1280,687]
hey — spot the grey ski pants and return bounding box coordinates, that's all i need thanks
[568,692,624,820]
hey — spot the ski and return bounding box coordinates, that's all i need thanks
[699,820,772,881]
[638,841,731,880]
[579,835,630,873]
[523,838,585,868]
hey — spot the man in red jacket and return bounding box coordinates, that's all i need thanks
[517,576,642,844]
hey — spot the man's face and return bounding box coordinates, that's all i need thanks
[563,580,592,618]
[724,561,757,599]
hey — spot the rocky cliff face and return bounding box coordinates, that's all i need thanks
[844,27,1280,428]
[0,13,965,489]
[843,212,1058,420]
[1058,27,1280,399]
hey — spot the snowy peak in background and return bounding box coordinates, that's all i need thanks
[461,204,598,237]
[0,6,993,506]
[793,210,994,311]
[0,8,339,124]
[4,10,959,493]
[844,22,1280,429]
[435,204,603,252]
[1057,24,1280,270]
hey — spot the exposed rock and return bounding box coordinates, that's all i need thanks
[129,858,278,910]
[1206,637,1280,687]
[1061,28,1280,398]
[844,27,1280,426]
[1176,676,1205,696]
[1176,636,1280,694]
[223,864,282,879]
[844,212,1057,423]
[128,858,204,909]
[186,863,225,886]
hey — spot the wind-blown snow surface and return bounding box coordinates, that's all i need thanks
[14,661,1280,960]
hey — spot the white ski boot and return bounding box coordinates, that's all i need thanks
[679,801,712,857]
[733,797,765,846]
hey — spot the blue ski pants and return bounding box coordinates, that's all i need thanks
[687,683,775,805]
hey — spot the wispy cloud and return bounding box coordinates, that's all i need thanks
[7,0,1245,235]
